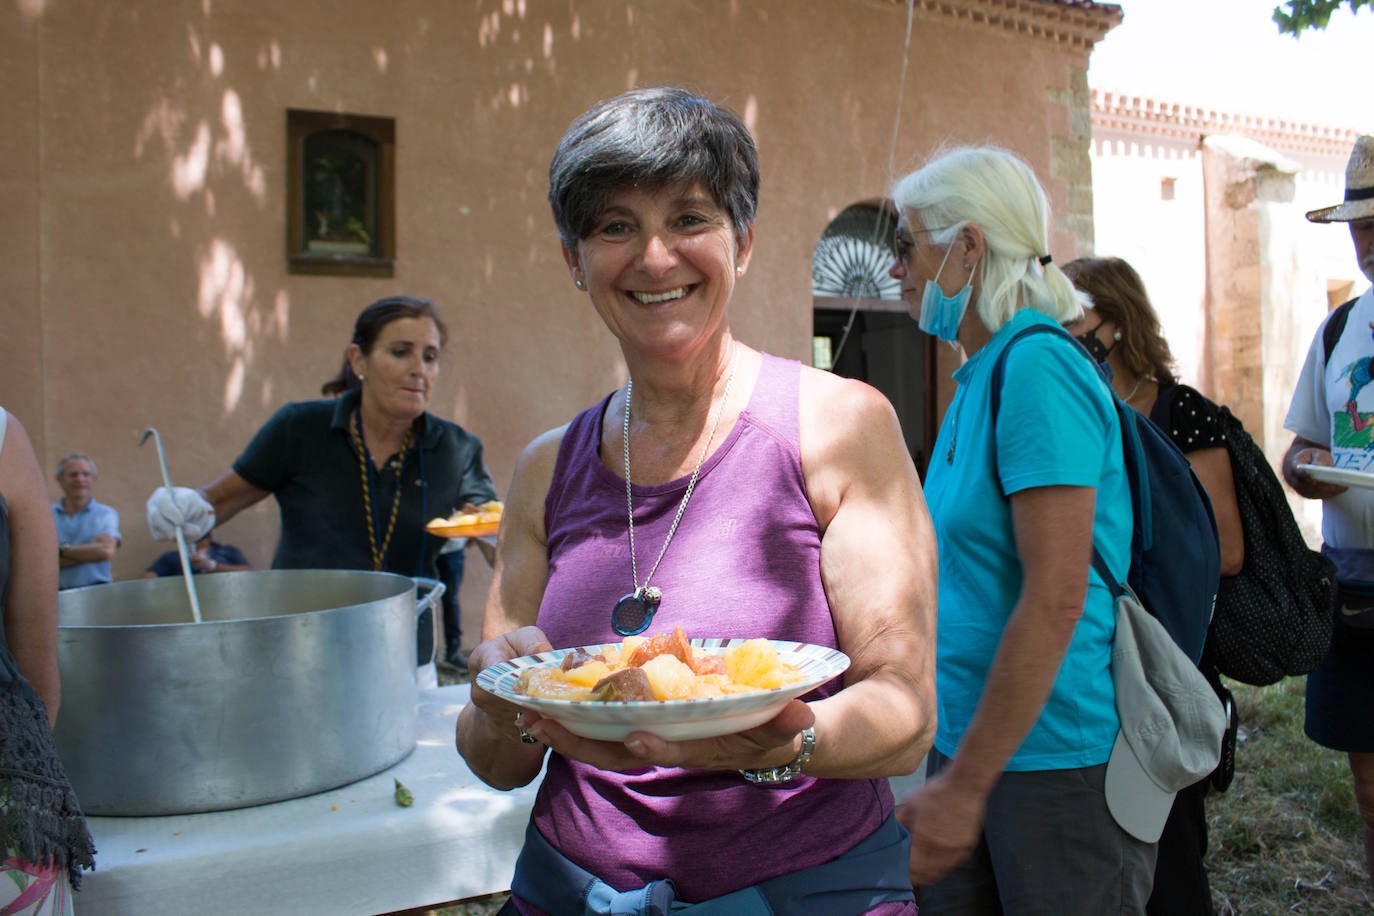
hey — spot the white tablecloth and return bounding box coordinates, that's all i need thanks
[77,685,540,916]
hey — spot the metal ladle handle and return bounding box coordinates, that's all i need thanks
[139,427,203,624]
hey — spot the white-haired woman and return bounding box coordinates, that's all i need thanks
[888,147,1154,913]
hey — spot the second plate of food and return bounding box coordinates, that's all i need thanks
[476,638,849,741]
[425,520,500,539]
[1299,464,1374,490]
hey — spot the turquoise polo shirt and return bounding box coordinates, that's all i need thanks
[925,308,1130,771]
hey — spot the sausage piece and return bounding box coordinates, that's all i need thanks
[590,667,656,702]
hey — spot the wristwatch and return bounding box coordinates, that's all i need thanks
[739,726,815,786]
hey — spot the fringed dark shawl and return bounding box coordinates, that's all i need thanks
[0,491,96,887]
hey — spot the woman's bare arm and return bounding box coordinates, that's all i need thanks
[902,484,1096,885]
[793,367,938,779]
[455,427,564,790]
[1,414,62,724]
[1186,446,1244,576]
[201,470,271,528]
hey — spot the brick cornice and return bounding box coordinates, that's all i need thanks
[1092,89,1361,159]
[895,0,1122,51]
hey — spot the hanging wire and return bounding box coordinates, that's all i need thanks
[828,0,917,369]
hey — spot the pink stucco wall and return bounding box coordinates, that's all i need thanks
[3,0,1114,643]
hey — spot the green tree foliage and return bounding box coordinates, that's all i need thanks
[1273,0,1373,35]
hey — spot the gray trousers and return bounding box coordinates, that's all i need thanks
[919,749,1156,916]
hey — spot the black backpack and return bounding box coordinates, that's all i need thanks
[1201,402,1337,686]
[990,324,1220,662]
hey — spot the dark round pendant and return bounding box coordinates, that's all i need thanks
[612,588,661,636]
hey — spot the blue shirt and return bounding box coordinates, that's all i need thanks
[924,308,1131,771]
[53,499,121,589]
[146,542,249,577]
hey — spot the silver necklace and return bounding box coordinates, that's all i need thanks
[1119,375,1144,403]
[611,344,739,636]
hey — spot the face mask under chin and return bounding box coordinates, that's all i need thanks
[917,242,976,343]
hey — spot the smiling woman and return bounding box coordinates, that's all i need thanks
[456,87,939,915]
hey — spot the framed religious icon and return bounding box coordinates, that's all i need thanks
[286,109,395,277]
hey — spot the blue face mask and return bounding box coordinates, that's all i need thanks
[918,243,977,342]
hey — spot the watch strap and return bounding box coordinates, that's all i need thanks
[739,726,815,786]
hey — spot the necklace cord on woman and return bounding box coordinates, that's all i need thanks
[351,409,413,572]
[617,344,739,629]
[1121,375,1144,403]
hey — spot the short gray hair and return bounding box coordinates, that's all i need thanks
[548,87,760,249]
[56,452,97,478]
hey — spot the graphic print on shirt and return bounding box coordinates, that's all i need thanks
[1334,321,1374,455]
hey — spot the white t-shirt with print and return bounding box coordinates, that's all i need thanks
[1286,286,1374,551]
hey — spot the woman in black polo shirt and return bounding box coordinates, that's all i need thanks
[145,296,497,581]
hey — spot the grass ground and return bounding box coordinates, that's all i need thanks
[419,669,1374,915]
[1208,677,1373,914]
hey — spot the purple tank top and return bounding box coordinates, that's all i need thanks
[530,353,896,902]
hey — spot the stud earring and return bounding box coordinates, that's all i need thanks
[574,277,585,290]
[1113,330,1122,341]
[736,266,744,277]
[357,374,366,383]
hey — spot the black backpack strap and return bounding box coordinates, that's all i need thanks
[1323,298,1358,364]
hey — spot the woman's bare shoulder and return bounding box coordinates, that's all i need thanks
[797,365,900,434]
[0,410,43,496]
[517,423,571,469]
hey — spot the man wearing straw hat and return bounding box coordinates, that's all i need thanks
[1282,134,1374,879]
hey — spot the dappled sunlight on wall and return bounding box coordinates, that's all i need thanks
[742,95,758,137]
[9,0,1125,583]
[217,90,267,200]
[171,122,211,200]
[128,13,281,421]
[198,239,255,411]
[256,38,282,71]
[475,0,578,111]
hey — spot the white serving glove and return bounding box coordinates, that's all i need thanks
[146,486,215,542]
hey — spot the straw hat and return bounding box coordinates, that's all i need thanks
[1307,135,1374,223]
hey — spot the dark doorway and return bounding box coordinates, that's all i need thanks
[814,305,936,478]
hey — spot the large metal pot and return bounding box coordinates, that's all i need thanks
[54,570,436,816]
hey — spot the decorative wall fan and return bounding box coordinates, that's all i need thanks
[811,204,900,300]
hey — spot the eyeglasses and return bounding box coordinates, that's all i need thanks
[892,225,941,264]
[892,229,915,264]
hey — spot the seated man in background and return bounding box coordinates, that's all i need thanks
[52,452,120,589]
[142,533,251,578]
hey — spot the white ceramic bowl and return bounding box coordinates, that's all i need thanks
[476,638,850,741]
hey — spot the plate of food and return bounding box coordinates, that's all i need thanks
[426,501,503,539]
[1298,464,1374,491]
[476,626,850,741]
